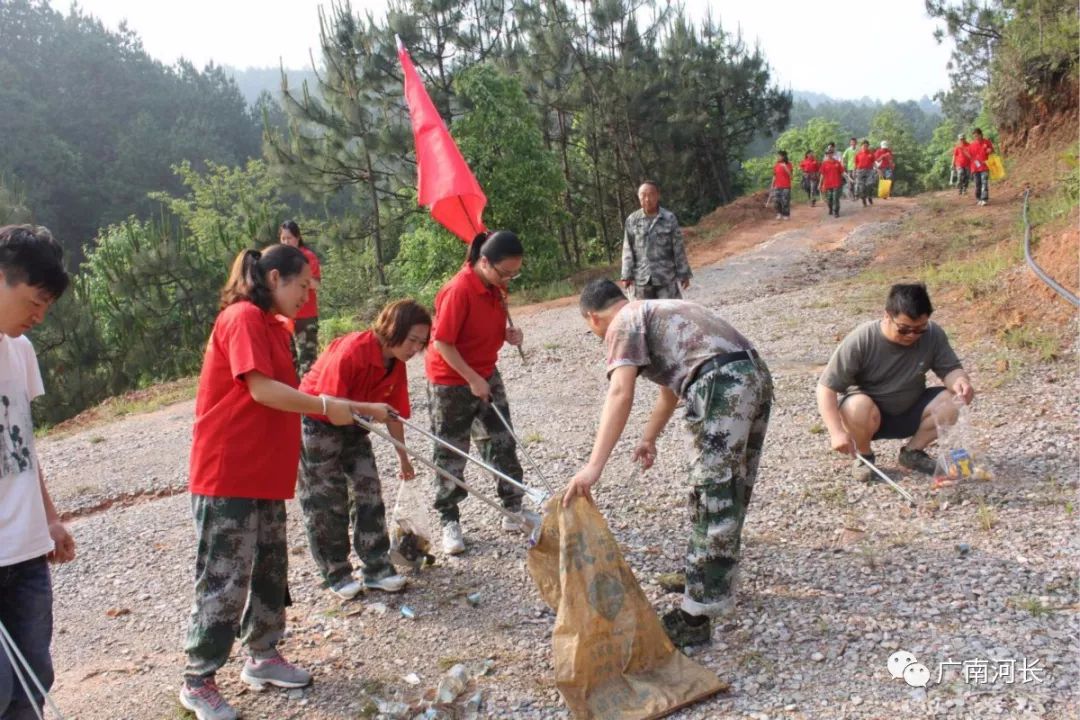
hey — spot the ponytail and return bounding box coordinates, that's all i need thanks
[466,229,523,267]
[220,244,308,311]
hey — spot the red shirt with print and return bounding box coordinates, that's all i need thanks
[772,161,793,189]
[425,264,508,386]
[300,330,411,420]
[189,301,300,499]
[296,246,321,320]
[968,138,994,172]
[855,149,876,169]
[819,158,845,190]
[799,158,820,174]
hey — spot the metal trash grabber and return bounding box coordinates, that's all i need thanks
[355,414,544,531]
[485,403,556,496]
[0,616,65,720]
[388,410,550,506]
[855,452,917,507]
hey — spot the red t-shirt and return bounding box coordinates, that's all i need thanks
[189,301,301,499]
[296,246,321,320]
[819,158,845,190]
[953,143,971,169]
[299,330,411,420]
[855,149,876,169]
[772,162,793,189]
[968,138,994,171]
[799,158,820,174]
[874,149,894,169]
[425,264,507,386]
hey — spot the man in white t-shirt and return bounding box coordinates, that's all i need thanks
[0,224,73,718]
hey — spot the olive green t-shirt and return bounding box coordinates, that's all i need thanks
[820,319,962,415]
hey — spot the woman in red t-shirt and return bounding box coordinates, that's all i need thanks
[771,151,793,220]
[297,299,431,600]
[952,134,972,196]
[799,151,821,206]
[854,140,877,206]
[426,230,528,555]
[181,245,367,718]
[279,221,321,375]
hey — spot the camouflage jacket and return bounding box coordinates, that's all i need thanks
[621,207,692,287]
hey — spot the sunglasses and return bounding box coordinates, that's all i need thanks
[889,315,929,336]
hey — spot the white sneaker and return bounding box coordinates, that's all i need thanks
[775,214,782,220]
[442,522,465,555]
[329,577,363,600]
[364,574,407,593]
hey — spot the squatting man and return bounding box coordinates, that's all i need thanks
[815,283,975,481]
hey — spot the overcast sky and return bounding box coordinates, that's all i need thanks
[49,0,954,102]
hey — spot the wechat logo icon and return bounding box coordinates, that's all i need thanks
[887,650,930,688]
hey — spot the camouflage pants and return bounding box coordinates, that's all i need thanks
[635,282,682,300]
[856,169,876,200]
[428,368,524,524]
[297,418,393,586]
[293,317,319,378]
[825,187,842,215]
[773,188,791,217]
[681,358,773,618]
[184,495,287,680]
[801,173,820,202]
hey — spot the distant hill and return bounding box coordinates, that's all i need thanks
[225,65,320,106]
[793,90,941,116]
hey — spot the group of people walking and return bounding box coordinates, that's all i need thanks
[1,162,978,718]
[771,127,999,220]
[772,137,895,220]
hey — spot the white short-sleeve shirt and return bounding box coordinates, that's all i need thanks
[0,333,52,566]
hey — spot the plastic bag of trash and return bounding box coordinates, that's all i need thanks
[527,495,727,719]
[389,479,435,570]
[933,402,991,487]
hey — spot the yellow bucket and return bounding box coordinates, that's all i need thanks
[987,154,1006,181]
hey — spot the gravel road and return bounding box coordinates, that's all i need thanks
[38,199,1078,719]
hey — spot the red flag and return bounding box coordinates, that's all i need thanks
[398,37,486,243]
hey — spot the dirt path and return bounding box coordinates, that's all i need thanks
[38,197,1077,720]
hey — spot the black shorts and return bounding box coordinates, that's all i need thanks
[840,386,946,440]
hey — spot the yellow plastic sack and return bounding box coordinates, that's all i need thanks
[877,178,892,199]
[987,154,1006,181]
[527,496,728,719]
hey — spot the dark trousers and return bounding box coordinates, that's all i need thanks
[0,557,54,719]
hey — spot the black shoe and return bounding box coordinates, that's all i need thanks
[661,609,712,648]
[898,447,937,476]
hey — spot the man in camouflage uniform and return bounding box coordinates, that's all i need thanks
[565,279,773,648]
[620,181,692,300]
[184,496,292,684]
[427,369,525,526]
[297,417,403,597]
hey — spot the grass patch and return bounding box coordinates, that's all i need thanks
[42,376,198,439]
[523,431,543,445]
[1001,326,1060,361]
[542,341,562,351]
[920,248,1015,300]
[820,484,848,507]
[976,501,998,532]
[88,435,106,444]
[808,423,825,435]
[514,279,576,305]
[1012,596,1054,618]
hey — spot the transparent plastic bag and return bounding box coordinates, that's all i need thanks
[933,400,992,487]
[388,479,435,571]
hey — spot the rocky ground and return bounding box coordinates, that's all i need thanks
[38,197,1078,719]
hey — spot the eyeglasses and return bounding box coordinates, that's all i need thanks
[889,315,929,336]
[488,262,521,282]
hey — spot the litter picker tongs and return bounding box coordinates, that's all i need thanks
[855,452,918,507]
[352,413,546,540]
